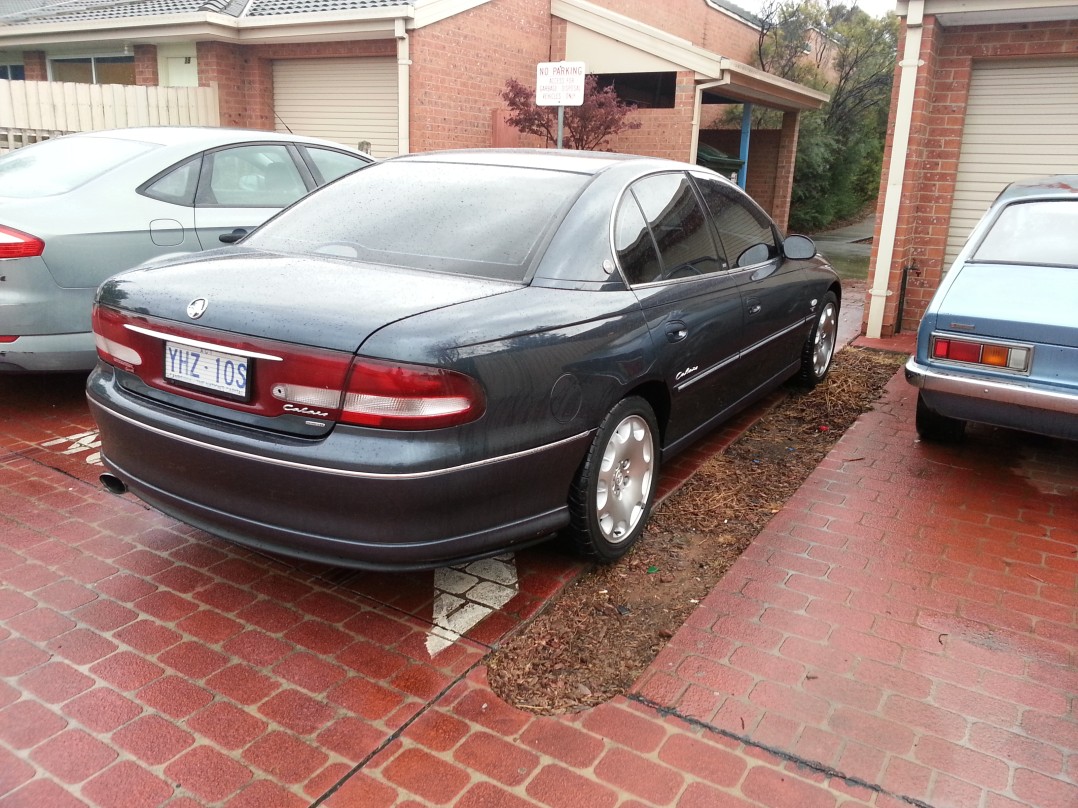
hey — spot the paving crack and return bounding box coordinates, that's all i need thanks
[626,692,936,808]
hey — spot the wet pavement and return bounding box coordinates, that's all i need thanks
[1,327,1076,806]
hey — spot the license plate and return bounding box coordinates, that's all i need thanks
[164,341,249,400]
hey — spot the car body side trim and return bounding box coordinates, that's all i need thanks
[123,324,284,361]
[94,398,591,480]
[674,351,740,391]
[674,315,812,393]
[905,358,1078,415]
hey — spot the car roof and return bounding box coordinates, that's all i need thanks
[998,175,1078,203]
[392,148,697,176]
[75,126,363,153]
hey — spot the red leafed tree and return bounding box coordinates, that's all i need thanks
[501,75,642,151]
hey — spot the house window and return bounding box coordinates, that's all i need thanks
[595,72,676,109]
[0,64,25,80]
[50,55,135,85]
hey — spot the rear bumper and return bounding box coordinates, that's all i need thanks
[0,332,96,373]
[905,358,1078,416]
[905,357,1078,440]
[88,367,591,570]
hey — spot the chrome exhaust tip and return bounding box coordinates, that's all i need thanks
[99,473,127,495]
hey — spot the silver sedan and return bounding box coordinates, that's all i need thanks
[0,126,372,372]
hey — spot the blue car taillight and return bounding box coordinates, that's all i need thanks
[931,334,1031,372]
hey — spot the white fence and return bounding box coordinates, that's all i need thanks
[0,79,220,149]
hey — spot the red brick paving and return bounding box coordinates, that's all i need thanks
[3,357,1077,807]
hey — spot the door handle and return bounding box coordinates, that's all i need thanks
[219,228,248,244]
[665,321,688,342]
[746,298,762,316]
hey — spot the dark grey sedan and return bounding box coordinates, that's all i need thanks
[87,150,841,569]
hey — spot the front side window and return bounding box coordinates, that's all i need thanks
[973,199,1078,268]
[615,173,725,285]
[197,145,307,208]
[694,176,778,267]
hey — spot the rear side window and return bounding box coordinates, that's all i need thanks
[694,176,778,267]
[973,199,1078,268]
[615,173,725,285]
[0,136,155,197]
[302,146,370,185]
[142,157,201,206]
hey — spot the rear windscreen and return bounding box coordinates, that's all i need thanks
[0,136,156,197]
[973,199,1078,268]
[245,160,591,281]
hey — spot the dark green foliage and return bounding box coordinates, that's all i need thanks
[754,1,897,231]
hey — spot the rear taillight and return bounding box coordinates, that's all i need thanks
[94,303,484,430]
[93,305,143,370]
[931,335,1030,372]
[339,357,485,430]
[0,336,17,343]
[0,225,45,259]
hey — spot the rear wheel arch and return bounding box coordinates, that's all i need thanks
[622,380,670,447]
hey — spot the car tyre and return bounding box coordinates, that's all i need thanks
[567,397,660,562]
[796,291,839,388]
[915,393,966,442]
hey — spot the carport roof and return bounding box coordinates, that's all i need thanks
[555,0,829,112]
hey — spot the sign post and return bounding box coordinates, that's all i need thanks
[535,61,586,149]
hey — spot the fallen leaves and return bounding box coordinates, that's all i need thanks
[487,347,907,714]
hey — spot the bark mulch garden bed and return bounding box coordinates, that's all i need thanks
[487,346,907,714]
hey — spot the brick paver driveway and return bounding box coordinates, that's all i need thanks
[2,361,1076,808]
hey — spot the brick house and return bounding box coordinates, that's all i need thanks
[0,0,827,228]
[866,0,1078,337]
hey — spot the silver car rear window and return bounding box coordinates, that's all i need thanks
[0,136,156,197]
[973,199,1078,268]
[246,160,591,281]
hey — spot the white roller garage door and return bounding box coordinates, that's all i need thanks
[273,57,399,158]
[945,59,1078,266]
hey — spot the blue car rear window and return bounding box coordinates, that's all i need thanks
[245,161,591,281]
[0,136,156,197]
[973,199,1078,268]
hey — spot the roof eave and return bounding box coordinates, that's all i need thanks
[554,0,829,112]
[0,8,413,48]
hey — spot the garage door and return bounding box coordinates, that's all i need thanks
[273,57,398,158]
[945,59,1078,266]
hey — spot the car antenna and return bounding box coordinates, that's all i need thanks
[274,112,293,134]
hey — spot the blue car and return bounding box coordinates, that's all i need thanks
[905,176,1078,441]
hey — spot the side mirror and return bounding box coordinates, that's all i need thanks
[783,234,817,260]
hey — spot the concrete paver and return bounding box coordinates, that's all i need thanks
[1,341,1076,807]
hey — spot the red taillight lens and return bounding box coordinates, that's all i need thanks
[92,305,144,370]
[930,335,1030,372]
[0,336,17,344]
[340,357,485,430]
[0,225,45,259]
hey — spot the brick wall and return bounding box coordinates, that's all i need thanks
[593,0,759,63]
[134,45,158,87]
[21,51,46,81]
[868,17,1078,335]
[603,70,696,159]
[410,0,550,152]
